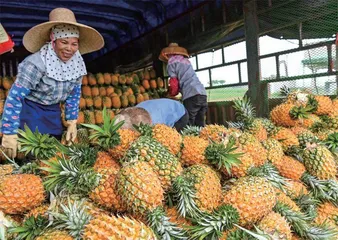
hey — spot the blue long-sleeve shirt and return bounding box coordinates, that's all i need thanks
[136,99,186,127]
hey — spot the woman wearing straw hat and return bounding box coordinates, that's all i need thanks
[159,43,207,128]
[1,8,104,158]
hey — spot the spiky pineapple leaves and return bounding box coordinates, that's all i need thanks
[274,202,338,240]
[133,122,153,137]
[41,156,100,195]
[289,105,315,120]
[205,137,242,175]
[8,215,48,240]
[81,108,124,150]
[17,124,65,160]
[301,173,338,206]
[147,207,188,240]
[232,96,256,129]
[172,176,201,219]
[188,205,239,240]
[324,132,338,154]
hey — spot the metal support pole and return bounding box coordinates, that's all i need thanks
[298,23,303,48]
[244,0,267,116]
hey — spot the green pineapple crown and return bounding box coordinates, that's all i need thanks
[8,215,49,240]
[133,122,153,137]
[82,107,124,150]
[41,155,101,195]
[289,105,315,120]
[180,125,202,136]
[232,96,256,128]
[325,132,338,153]
[65,143,98,167]
[17,124,65,160]
[205,136,242,174]
[280,85,291,96]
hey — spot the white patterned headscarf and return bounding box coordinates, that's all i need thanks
[40,24,87,81]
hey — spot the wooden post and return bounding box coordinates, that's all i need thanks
[244,0,267,117]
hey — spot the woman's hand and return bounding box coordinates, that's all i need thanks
[66,120,77,145]
[1,134,18,158]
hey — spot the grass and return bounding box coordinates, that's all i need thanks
[206,87,248,102]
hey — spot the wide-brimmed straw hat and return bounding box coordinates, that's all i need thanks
[23,8,104,55]
[159,43,189,62]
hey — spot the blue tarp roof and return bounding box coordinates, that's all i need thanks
[0,0,208,61]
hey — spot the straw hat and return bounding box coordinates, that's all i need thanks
[159,43,189,62]
[23,8,104,55]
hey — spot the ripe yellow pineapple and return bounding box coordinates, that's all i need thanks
[271,127,299,150]
[108,129,139,159]
[165,207,191,228]
[274,156,305,181]
[284,180,308,199]
[83,214,156,239]
[271,103,297,127]
[183,164,222,213]
[89,168,126,212]
[303,144,337,180]
[152,124,182,155]
[313,202,338,230]
[200,124,228,143]
[0,174,45,214]
[93,151,120,171]
[313,95,333,115]
[180,136,209,166]
[257,212,292,240]
[223,176,277,226]
[238,132,268,166]
[262,138,284,164]
[125,136,183,191]
[36,230,73,240]
[275,189,301,212]
[24,204,49,220]
[116,161,164,217]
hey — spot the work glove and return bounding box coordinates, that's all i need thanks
[1,134,18,159]
[66,120,77,145]
[169,77,180,96]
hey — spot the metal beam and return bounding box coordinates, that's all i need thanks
[244,0,267,116]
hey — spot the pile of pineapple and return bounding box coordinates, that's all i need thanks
[66,68,166,127]
[0,89,338,240]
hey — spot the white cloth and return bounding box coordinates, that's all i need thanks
[39,24,87,81]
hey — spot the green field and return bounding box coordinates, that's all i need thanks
[206,87,248,102]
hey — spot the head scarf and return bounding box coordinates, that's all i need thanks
[40,24,87,81]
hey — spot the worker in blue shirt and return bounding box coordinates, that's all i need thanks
[115,98,189,132]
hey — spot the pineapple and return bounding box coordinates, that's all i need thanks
[313,202,338,230]
[0,174,45,214]
[297,131,319,148]
[274,156,305,181]
[205,137,252,178]
[271,127,299,151]
[182,164,222,213]
[302,144,337,180]
[312,95,333,115]
[82,108,139,160]
[83,214,157,239]
[36,231,74,240]
[275,190,301,212]
[180,125,202,136]
[262,138,284,164]
[180,135,209,166]
[151,124,182,155]
[200,124,228,143]
[165,207,191,228]
[271,103,297,127]
[124,136,183,191]
[116,161,164,217]
[284,180,308,199]
[223,176,277,226]
[93,151,120,171]
[232,96,267,141]
[238,132,268,166]
[257,212,292,240]
[25,204,49,220]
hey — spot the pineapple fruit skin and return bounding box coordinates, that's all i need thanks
[274,156,305,181]
[180,136,209,166]
[223,176,276,226]
[125,136,183,191]
[83,214,156,240]
[257,212,292,240]
[184,164,222,212]
[152,124,182,155]
[108,129,139,159]
[0,174,45,214]
[35,230,74,240]
[116,161,164,217]
[303,145,337,180]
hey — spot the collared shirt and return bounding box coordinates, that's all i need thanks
[136,99,186,127]
[167,55,206,101]
[16,52,82,105]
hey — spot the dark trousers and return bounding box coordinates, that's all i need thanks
[183,95,208,127]
[174,109,189,132]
